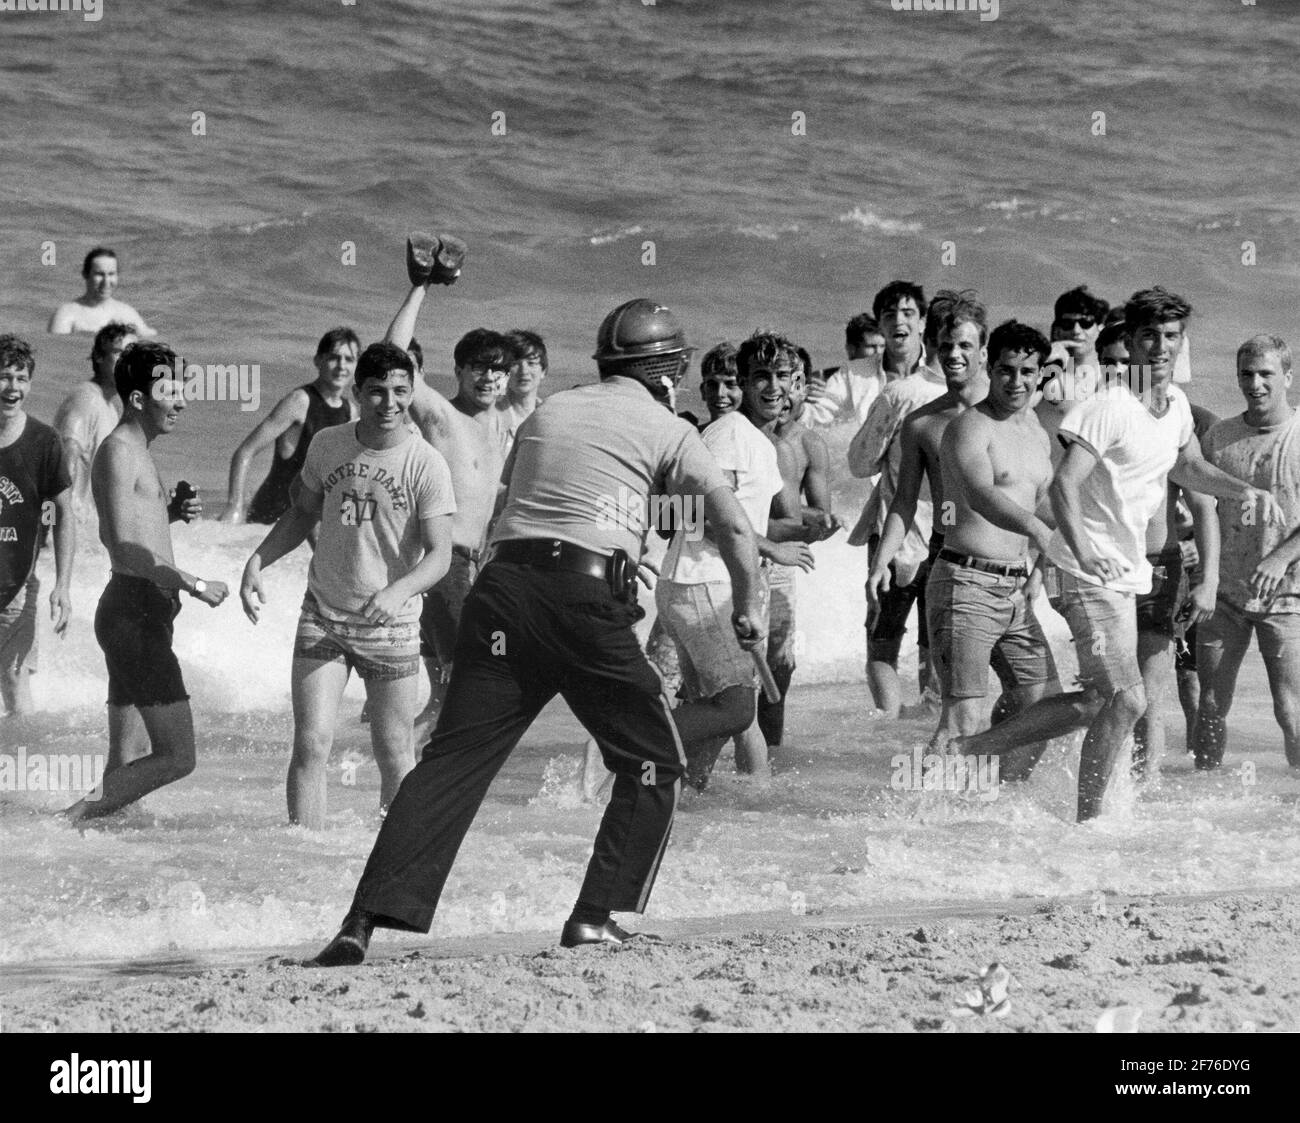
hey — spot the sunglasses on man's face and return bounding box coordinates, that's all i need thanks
[1055,315,1096,330]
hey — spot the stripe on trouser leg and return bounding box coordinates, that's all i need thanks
[627,683,684,913]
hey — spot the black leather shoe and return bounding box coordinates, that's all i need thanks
[560,919,659,948]
[312,910,375,967]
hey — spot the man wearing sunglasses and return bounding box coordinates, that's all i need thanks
[1050,286,1109,368]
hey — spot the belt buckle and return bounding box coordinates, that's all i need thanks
[548,540,562,562]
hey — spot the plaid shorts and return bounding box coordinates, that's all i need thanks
[294,593,420,682]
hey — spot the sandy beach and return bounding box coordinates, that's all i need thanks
[3,2,1298,1047]
[3,888,1296,1033]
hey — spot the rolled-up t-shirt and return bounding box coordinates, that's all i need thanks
[299,425,456,623]
[1046,386,1193,595]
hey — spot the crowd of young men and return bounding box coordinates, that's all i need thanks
[3,247,1297,947]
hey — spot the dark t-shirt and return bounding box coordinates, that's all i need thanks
[0,417,71,610]
[247,383,352,524]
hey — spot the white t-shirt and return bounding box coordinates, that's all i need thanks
[846,366,946,584]
[300,425,457,623]
[1046,385,1193,594]
[803,358,883,429]
[663,411,782,585]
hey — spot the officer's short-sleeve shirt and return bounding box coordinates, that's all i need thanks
[491,377,729,558]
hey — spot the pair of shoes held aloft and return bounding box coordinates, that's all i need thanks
[407,231,467,286]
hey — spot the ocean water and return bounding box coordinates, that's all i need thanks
[2,0,1300,965]
[5,0,1299,479]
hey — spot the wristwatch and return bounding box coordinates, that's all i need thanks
[190,579,207,598]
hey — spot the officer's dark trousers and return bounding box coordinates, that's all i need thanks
[351,561,686,932]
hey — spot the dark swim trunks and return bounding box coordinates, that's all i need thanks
[1135,547,1187,638]
[419,546,482,671]
[94,573,190,708]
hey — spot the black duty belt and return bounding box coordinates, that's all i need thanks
[491,539,637,601]
[937,548,1028,578]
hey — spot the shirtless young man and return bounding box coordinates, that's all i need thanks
[930,320,1058,755]
[240,343,455,828]
[849,286,959,717]
[221,328,360,525]
[739,342,836,749]
[49,248,156,337]
[64,342,228,823]
[956,289,1281,819]
[52,322,137,519]
[865,296,993,708]
[777,353,838,525]
[383,280,512,729]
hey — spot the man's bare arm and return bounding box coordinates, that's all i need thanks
[868,416,927,578]
[360,514,455,625]
[801,430,836,513]
[239,484,324,623]
[50,489,75,635]
[703,484,764,648]
[385,284,458,436]
[1184,488,1220,621]
[60,435,91,500]
[1170,437,1283,520]
[1049,439,1124,583]
[221,389,310,520]
[384,284,428,352]
[47,305,77,334]
[765,479,813,543]
[248,483,324,571]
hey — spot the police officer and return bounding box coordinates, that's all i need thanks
[315,299,765,963]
